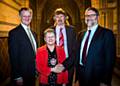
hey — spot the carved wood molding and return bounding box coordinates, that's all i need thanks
[0,31,8,37]
[0,1,19,11]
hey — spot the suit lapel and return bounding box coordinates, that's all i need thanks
[90,26,102,43]
[65,26,72,55]
[19,24,36,53]
[65,26,69,47]
[87,26,102,56]
[20,25,32,43]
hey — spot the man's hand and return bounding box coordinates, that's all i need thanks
[15,78,23,86]
[51,64,65,73]
[100,83,108,86]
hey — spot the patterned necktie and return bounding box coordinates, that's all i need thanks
[59,28,64,47]
[27,28,36,52]
[82,30,91,64]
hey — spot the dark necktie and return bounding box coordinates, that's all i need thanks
[59,28,64,47]
[82,30,91,64]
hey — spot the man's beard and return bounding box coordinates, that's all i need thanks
[57,20,64,25]
[86,19,95,27]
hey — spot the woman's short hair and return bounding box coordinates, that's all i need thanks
[44,28,55,37]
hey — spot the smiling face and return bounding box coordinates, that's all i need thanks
[54,14,65,26]
[20,10,32,26]
[85,10,99,28]
[44,32,56,46]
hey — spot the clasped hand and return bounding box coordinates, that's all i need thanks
[51,64,65,73]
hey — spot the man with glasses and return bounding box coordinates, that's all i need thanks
[75,7,116,86]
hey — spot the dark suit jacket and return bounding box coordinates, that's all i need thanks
[8,24,37,80]
[76,26,116,86]
[51,25,77,81]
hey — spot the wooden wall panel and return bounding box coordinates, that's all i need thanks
[0,0,29,83]
[0,37,10,80]
[0,1,20,32]
[0,0,29,32]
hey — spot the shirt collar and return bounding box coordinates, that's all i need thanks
[21,23,30,29]
[87,24,98,32]
[56,25,65,29]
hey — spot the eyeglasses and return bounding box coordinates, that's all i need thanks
[85,14,97,18]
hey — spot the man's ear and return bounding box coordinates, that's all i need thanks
[64,16,69,20]
[53,16,56,21]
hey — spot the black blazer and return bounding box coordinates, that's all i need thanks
[76,26,116,85]
[8,24,37,79]
[51,25,77,70]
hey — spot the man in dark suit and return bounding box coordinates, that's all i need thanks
[51,8,77,86]
[8,7,37,86]
[75,7,116,86]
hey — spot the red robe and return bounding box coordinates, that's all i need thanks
[36,45,68,84]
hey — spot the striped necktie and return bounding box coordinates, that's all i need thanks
[59,28,64,47]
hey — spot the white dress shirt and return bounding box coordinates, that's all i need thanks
[21,23,37,53]
[79,24,98,65]
[55,25,69,58]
